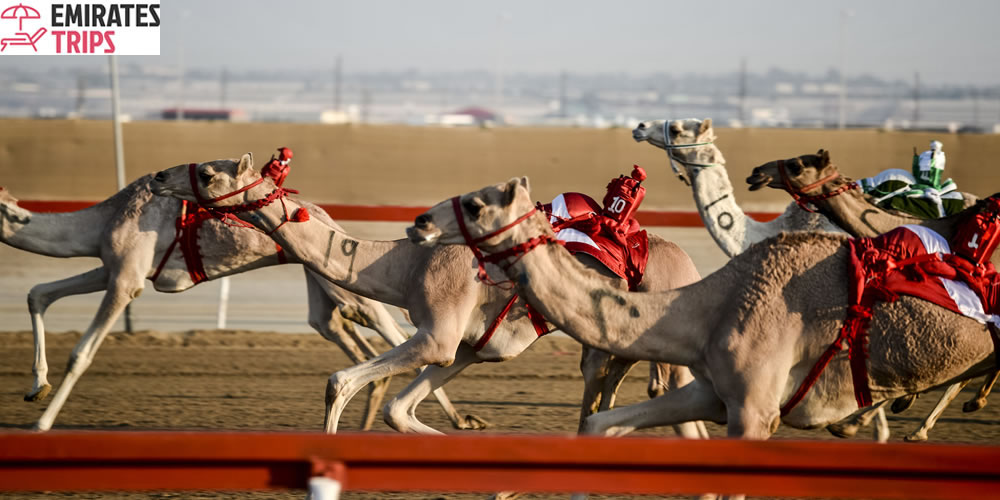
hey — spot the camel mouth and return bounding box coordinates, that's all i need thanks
[746,172,772,191]
[406,225,441,246]
[631,129,650,142]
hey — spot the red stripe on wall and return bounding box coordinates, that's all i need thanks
[18,200,781,227]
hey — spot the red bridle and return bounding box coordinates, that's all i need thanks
[451,196,563,289]
[187,162,307,234]
[776,159,858,213]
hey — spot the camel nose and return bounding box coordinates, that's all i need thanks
[636,122,646,129]
[154,171,169,182]
[414,214,432,229]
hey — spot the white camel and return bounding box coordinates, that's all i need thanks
[0,182,475,432]
[149,155,709,439]
[408,177,998,453]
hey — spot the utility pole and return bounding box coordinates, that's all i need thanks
[972,86,980,129]
[108,55,132,333]
[333,54,342,111]
[559,70,567,118]
[837,9,854,129]
[219,67,228,109]
[738,57,747,125]
[912,71,921,127]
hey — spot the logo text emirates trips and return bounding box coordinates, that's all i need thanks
[50,3,159,53]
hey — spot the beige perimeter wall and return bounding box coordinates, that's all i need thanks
[1,119,998,211]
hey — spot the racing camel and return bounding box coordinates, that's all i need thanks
[407,177,999,449]
[747,150,998,440]
[0,180,472,432]
[149,154,708,438]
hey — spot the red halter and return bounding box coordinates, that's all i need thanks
[451,196,563,289]
[187,162,307,234]
[777,159,858,213]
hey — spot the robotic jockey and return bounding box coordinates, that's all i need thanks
[858,140,964,218]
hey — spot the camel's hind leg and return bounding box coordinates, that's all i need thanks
[383,343,481,434]
[24,267,110,402]
[305,273,390,431]
[34,267,144,431]
[904,380,971,442]
[577,346,633,431]
[581,378,726,437]
[655,363,711,439]
[964,370,1000,413]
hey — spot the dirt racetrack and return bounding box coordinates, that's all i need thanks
[3,329,1000,500]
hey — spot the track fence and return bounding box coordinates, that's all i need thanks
[1,431,999,499]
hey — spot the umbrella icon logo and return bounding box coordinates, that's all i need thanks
[2,3,39,31]
[0,3,46,52]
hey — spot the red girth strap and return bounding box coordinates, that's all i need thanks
[451,196,562,289]
[777,159,858,213]
[150,200,212,284]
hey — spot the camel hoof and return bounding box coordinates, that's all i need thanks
[903,432,928,442]
[963,398,987,413]
[826,422,859,439]
[457,414,490,430]
[891,394,917,414]
[24,384,51,402]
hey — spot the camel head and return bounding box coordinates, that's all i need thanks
[0,186,31,229]
[407,176,545,251]
[151,153,271,208]
[746,149,840,193]
[632,118,722,185]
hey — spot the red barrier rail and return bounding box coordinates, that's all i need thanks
[1,431,999,498]
[18,200,781,226]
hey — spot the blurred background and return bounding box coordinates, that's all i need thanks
[1,0,999,334]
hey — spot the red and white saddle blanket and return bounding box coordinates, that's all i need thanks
[542,192,649,291]
[781,224,1000,415]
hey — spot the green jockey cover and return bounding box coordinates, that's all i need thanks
[858,140,964,219]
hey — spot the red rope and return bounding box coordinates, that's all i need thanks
[777,159,858,213]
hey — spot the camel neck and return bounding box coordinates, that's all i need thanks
[241,198,415,307]
[689,161,763,257]
[818,185,954,238]
[497,217,707,365]
[0,202,114,257]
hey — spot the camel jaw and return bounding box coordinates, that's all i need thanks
[746,172,773,192]
[406,225,441,246]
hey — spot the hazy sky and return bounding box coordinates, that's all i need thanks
[3,0,1000,85]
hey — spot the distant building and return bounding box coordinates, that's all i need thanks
[160,108,247,121]
[426,106,501,127]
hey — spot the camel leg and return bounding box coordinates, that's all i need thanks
[647,361,669,398]
[964,370,1000,413]
[24,267,110,402]
[305,274,391,431]
[34,268,144,431]
[826,404,888,440]
[904,380,971,442]
[324,328,459,434]
[577,346,614,431]
[383,343,481,434]
[580,378,726,437]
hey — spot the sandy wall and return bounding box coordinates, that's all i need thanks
[1,119,998,210]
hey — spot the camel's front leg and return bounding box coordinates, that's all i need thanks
[305,274,390,431]
[34,269,144,431]
[904,380,971,442]
[577,346,613,431]
[325,329,459,433]
[964,369,1000,412]
[826,403,889,442]
[24,267,110,402]
[383,343,481,434]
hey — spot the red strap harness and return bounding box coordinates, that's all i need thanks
[777,159,858,213]
[451,196,560,350]
[150,149,304,285]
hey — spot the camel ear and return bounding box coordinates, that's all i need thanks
[503,177,526,206]
[237,152,254,175]
[818,149,831,168]
[698,118,713,136]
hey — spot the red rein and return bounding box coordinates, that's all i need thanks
[187,162,308,234]
[451,196,563,289]
[777,159,858,213]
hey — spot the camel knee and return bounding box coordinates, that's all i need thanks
[65,353,92,375]
[27,288,51,316]
[382,398,414,432]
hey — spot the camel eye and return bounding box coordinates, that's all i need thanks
[199,171,213,184]
[463,199,483,218]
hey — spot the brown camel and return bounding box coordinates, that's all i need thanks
[149,154,708,438]
[747,150,999,440]
[407,177,998,448]
[0,182,471,432]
